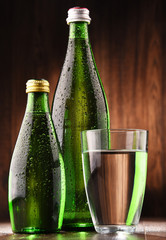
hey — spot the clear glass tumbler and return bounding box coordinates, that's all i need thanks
[81,129,148,234]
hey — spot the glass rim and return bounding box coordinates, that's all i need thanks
[81,128,148,134]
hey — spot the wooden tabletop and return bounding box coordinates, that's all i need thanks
[0,219,166,239]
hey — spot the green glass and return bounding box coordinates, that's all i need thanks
[51,22,110,229]
[8,83,65,233]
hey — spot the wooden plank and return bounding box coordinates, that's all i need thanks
[0,220,166,239]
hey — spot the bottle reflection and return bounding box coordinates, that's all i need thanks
[7,232,95,240]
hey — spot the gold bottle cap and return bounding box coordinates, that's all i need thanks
[26,79,50,93]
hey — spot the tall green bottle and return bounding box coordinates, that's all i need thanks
[52,7,110,230]
[8,79,65,233]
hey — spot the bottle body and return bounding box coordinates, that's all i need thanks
[9,91,65,233]
[52,22,110,229]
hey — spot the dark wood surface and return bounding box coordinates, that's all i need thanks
[1,0,166,220]
[0,220,166,240]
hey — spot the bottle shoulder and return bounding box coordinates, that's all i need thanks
[11,112,60,162]
[61,39,97,75]
[51,38,110,130]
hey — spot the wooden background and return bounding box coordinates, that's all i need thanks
[1,0,166,221]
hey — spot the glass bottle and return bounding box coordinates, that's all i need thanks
[8,79,65,233]
[52,7,110,230]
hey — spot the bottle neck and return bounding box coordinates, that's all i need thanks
[69,22,89,39]
[26,92,50,113]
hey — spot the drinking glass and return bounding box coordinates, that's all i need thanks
[81,129,148,234]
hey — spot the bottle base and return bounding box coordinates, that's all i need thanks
[62,223,94,231]
[94,224,136,234]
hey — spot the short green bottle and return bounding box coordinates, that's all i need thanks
[51,8,110,230]
[8,79,65,233]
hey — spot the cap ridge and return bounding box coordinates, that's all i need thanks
[66,7,91,24]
